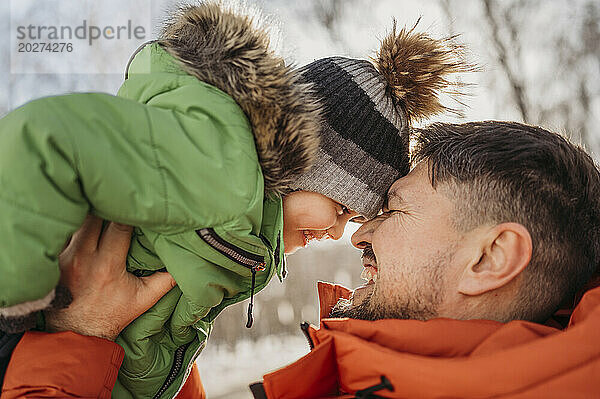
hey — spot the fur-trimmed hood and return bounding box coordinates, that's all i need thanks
[159,2,321,196]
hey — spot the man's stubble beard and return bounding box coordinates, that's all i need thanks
[329,249,451,321]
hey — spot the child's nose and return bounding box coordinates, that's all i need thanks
[327,219,348,240]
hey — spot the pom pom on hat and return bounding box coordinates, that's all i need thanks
[375,19,476,122]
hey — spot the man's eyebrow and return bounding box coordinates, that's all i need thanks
[384,188,406,210]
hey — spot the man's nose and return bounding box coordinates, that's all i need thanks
[351,218,379,249]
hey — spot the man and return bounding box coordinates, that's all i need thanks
[332,120,600,324]
[4,121,600,398]
[253,121,600,398]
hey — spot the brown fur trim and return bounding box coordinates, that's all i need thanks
[159,2,321,196]
[374,19,477,123]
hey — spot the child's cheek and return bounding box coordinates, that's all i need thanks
[304,206,338,230]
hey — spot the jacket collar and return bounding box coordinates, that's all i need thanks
[317,281,352,321]
[317,279,600,329]
[258,283,600,398]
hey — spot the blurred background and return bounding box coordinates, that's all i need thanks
[1,0,599,397]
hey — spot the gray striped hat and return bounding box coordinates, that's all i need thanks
[290,56,410,219]
[290,23,473,219]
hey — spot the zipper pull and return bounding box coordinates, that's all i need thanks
[246,262,266,328]
[281,256,288,279]
[300,321,314,349]
[354,375,394,398]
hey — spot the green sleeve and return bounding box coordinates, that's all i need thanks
[0,91,257,309]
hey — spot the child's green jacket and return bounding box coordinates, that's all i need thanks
[0,4,320,398]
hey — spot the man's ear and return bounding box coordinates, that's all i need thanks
[458,223,532,296]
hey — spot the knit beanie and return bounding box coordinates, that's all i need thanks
[290,22,473,219]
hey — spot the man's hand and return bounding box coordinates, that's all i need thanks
[45,215,177,341]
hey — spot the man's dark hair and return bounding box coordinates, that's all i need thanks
[413,121,600,323]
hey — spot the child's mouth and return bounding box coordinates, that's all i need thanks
[302,230,329,247]
[302,230,316,247]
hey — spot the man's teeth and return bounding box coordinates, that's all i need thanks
[360,267,378,283]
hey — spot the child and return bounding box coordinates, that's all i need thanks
[0,3,469,398]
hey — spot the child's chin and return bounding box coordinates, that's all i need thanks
[284,241,303,255]
[285,247,299,255]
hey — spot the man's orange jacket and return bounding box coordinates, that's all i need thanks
[2,281,600,398]
[252,281,600,398]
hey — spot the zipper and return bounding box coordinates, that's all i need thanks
[152,341,192,399]
[261,232,286,280]
[300,321,314,350]
[169,339,206,399]
[259,233,273,251]
[197,228,266,328]
[197,228,265,269]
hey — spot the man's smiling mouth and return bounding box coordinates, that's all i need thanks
[360,266,378,283]
[360,245,378,284]
[352,246,378,306]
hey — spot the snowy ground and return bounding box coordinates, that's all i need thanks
[196,334,310,398]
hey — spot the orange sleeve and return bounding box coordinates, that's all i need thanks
[1,331,124,399]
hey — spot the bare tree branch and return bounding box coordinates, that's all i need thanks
[483,0,529,123]
[439,0,456,37]
[438,0,468,119]
[578,79,591,146]
[313,0,345,45]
